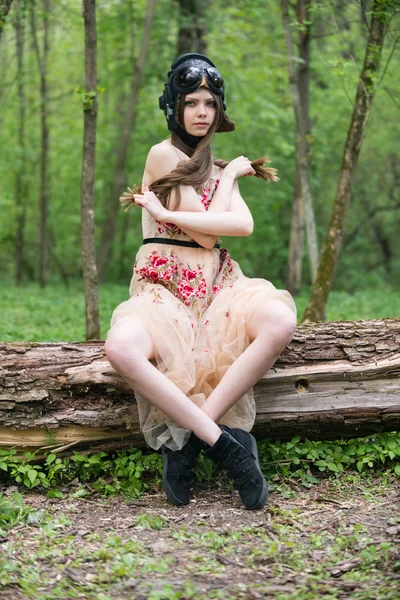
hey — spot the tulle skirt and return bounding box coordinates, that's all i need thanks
[108,244,296,451]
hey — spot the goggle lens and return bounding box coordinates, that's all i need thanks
[175,66,224,90]
[175,67,202,87]
[206,67,224,88]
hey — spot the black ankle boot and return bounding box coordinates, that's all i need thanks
[206,426,268,510]
[162,433,206,506]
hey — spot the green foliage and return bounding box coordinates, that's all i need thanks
[134,513,167,530]
[0,491,43,536]
[193,452,214,482]
[0,433,399,498]
[0,447,162,498]
[1,281,398,343]
[0,0,399,291]
[258,432,400,485]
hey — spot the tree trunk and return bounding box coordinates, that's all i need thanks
[0,0,13,40]
[286,0,312,295]
[30,0,50,288]
[81,0,100,340]
[281,0,319,286]
[97,0,156,277]
[176,0,209,55]
[1,319,399,453]
[287,166,305,295]
[302,0,393,323]
[14,0,26,285]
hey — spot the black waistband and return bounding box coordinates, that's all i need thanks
[143,237,220,249]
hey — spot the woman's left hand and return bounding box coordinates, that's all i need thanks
[133,186,168,221]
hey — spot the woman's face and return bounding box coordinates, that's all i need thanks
[182,88,217,137]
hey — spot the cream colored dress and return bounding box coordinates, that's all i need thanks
[109,170,296,451]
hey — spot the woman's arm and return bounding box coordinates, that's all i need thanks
[144,143,220,248]
[138,149,255,238]
[161,179,254,236]
[137,179,254,237]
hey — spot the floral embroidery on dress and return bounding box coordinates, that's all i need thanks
[212,284,223,295]
[134,251,179,283]
[211,248,235,296]
[200,178,220,211]
[177,266,207,307]
[155,220,183,237]
[134,251,210,317]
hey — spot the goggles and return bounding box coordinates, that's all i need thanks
[174,66,224,94]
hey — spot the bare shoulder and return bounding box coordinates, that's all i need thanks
[145,141,184,181]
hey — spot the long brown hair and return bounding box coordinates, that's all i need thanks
[120,90,279,212]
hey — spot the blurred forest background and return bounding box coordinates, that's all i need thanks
[0,0,399,340]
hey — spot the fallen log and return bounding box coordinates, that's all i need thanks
[0,319,399,453]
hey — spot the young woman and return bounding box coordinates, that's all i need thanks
[105,53,297,510]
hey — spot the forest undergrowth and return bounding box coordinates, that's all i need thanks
[1,461,399,600]
[1,281,398,342]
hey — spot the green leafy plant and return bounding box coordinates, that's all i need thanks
[193,453,213,482]
[258,431,400,484]
[0,492,43,536]
[134,513,167,530]
[0,446,163,498]
[0,433,398,498]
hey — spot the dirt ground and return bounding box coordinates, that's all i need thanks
[1,475,400,600]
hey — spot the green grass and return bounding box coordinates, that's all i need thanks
[1,474,399,600]
[0,280,398,342]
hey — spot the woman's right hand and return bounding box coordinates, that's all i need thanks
[224,156,256,179]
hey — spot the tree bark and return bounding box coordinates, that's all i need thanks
[0,0,13,41]
[97,0,156,277]
[287,167,305,295]
[286,0,312,295]
[281,0,319,286]
[302,0,393,323]
[14,0,26,285]
[176,0,209,55]
[1,319,399,452]
[81,0,100,340]
[30,0,50,288]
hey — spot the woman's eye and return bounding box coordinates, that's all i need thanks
[185,101,194,106]
[207,101,216,107]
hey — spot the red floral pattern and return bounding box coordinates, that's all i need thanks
[155,220,183,237]
[135,251,209,312]
[211,248,234,296]
[200,178,219,211]
[177,267,207,307]
[135,251,179,283]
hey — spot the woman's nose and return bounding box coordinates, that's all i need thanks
[197,103,207,116]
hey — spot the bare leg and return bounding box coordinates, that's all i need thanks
[105,319,221,446]
[200,300,296,423]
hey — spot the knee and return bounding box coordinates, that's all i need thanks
[249,301,297,347]
[105,321,154,372]
[104,332,124,368]
[104,330,130,371]
[274,309,297,347]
